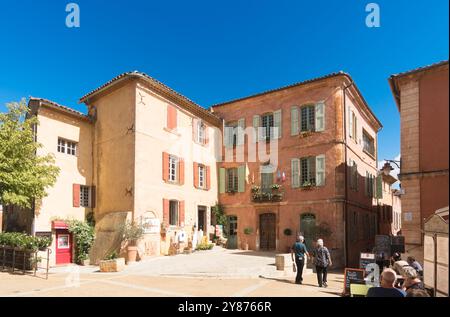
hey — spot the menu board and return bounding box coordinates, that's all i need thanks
[359,253,376,270]
[343,268,365,295]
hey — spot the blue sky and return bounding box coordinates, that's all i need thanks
[0,0,448,164]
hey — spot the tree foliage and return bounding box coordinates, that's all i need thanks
[0,99,60,208]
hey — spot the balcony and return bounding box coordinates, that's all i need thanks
[251,185,284,203]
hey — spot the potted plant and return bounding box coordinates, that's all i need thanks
[243,227,253,250]
[121,221,145,264]
[251,186,261,193]
[301,180,316,190]
[99,251,126,272]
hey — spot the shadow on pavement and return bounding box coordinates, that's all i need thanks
[229,251,277,258]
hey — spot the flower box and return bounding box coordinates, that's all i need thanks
[99,258,126,272]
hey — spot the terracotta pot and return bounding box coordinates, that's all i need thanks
[127,246,138,263]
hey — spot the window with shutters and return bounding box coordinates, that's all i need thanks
[80,186,91,207]
[198,165,205,189]
[169,200,179,226]
[225,122,238,147]
[58,138,77,156]
[300,105,315,132]
[169,155,179,183]
[350,111,358,142]
[365,172,375,198]
[300,157,316,187]
[261,113,274,141]
[226,168,238,192]
[363,130,375,157]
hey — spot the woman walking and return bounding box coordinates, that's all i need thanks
[312,239,332,288]
[291,236,309,284]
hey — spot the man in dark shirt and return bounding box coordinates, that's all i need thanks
[291,236,309,284]
[367,268,406,297]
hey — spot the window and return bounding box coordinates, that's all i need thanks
[261,113,274,141]
[226,168,238,192]
[300,157,316,186]
[169,155,179,182]
[58,138,77,156]
[169,200,179,226]
[363,131,375,156]
[197,121,206,144]
[300,105,315,132]
[80,186,91,207]
[198,165,205,189]
[261,170,273,194]
[225,122,238,147]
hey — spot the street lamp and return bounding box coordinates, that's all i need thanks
[381,160,401,176]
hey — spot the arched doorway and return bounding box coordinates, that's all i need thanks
[260,213,276,250]
[300,213,316,251]
[226,216,238,249]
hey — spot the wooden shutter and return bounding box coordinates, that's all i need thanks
[193,162,199,188]
[163,199,170,226]
[206,166,211,190]
[167,105,177,130]
[193,118,199,142]
[291,106,299,136]
[179,201,185,226]
[238,165,246,193]
[162,152,169,182]
[219,168,226,194]
[376,175,383,199]
[237,118,245,146]
[274,110,282,139]
[204,126,209,146]
[349,109,353,139]
[315,102,325,132]
[90,186,96,208]
[179,158,185,185]
[291,159,300,188]
[224,125,233,148]
[73,184,80,207]
[316,155,326,186]
[252,115,260,143]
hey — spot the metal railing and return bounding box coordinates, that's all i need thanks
[0,246,51,279]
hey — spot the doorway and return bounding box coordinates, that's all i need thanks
[198,206,207,232]
[226,216,238,249]
[56,230,73,265]
[300,213,316,252]
[260,213,276,250]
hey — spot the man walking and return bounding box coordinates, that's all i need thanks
[312,239,332,288]
[291,236,309,284]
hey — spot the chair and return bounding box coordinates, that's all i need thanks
[350,283,372,297]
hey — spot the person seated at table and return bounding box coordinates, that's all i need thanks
[407,256,423,277]
[406,289,430,297]
[366,268,407,297]
[403,269,425,294]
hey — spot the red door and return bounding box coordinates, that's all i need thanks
[56,230,73,265]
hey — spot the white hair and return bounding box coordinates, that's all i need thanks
[317,239,324,247]
[299,236,305,242]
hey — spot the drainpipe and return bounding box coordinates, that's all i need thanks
[343,80,354,268]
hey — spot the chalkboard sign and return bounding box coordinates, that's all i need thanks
[374,235,391,259]
[359,253,376,269]
[391,236,405,254]
[343,268,365,295]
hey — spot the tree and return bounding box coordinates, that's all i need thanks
[0,99,60,208]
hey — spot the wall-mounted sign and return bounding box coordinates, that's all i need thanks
[404,212,413,222]
[142,218,160,234]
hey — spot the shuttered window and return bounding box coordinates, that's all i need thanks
[291,106,299,136]
[169,200,179,226]
[300,106,315,132]
[226,168,238,192]
[291,159,300,188]
[261,114,274,141]
[315,155,326,186]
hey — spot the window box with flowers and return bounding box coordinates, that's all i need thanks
[301,181,316,190]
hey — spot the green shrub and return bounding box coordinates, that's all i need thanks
[0,232,52,251]
[67,220,95,264]
[104,251,118,261]
[196,243,214,251]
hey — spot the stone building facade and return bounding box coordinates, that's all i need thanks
[389,60,449,262]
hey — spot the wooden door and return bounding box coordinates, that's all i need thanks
[226,216,238,249]
[260,213,276,250]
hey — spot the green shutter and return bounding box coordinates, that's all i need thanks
[291,158,300,188]
[316,155,326,186]
[219,168,226,194]
[238,165,246,193]
[274,110,282,139]
[376,175,383,199]
[315,102,325,132]
[291,106,299,136]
